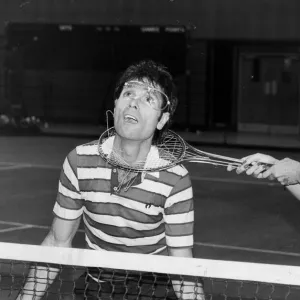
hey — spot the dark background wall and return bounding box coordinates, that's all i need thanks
[1,0,300,40]
[0,0,300,130]
[3,23,200,127]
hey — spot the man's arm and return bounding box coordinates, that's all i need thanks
[17,216,81,300]
[164,169,205,299]
[169,248,205,300]
[228,153,300,186]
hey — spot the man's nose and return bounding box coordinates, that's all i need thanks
[128,95,140,108]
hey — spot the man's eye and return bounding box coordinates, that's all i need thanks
[123,91,133,97]
[146,95,155,104]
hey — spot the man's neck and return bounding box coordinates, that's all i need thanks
[113,135,152,166]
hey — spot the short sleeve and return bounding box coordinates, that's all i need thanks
[164,173,194,249]
[53,148,83,220]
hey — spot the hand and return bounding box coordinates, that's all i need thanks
[262,158,300,186]
[227,153,278,179]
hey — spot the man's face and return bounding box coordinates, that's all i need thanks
[114,79,170,141]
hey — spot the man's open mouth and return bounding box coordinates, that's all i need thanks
[124,114,138,124]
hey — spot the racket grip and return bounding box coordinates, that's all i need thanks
[244,162,273,171]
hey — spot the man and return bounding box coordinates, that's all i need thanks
[227,153,300,199]
[18,60,204,299]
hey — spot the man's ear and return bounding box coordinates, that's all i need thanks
[114,99,117,114]
[157,112,170,130]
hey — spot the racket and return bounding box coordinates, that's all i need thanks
[98,127,268,173]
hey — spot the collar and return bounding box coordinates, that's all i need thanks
[101,136,160,180]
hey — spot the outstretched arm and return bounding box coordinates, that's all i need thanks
[165,171,205,299]
[17,148,83,299]
[169,248,205,300]
[17,216,81,300]
[227,153,300,201]
[228,154,300,185]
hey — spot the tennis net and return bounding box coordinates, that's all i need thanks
[0,242,299,299]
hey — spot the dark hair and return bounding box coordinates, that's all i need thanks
[114,60,178,143]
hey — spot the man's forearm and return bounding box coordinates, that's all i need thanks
[17,231,72,299]
[17,265,59,300]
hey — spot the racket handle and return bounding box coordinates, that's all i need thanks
[229,162,273,171]
[243,162,273,170]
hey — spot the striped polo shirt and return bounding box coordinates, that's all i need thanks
[53,137,194,255]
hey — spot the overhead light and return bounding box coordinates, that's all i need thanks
[165,27,185,33]
[140,27,160,33]
[59,25,72,31]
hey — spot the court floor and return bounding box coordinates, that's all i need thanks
[1,135,300,268]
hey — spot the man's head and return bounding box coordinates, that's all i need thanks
[113,60,178,143]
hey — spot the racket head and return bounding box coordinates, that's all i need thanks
[97,127,245,172]
[97,127,186,172]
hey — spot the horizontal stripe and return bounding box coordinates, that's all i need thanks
[59,182,81,200]
[77,155,105,168]
[84,214,165,239]
[85,236,104,250]
[63,158,79,191]
[165,235,193,248]
[165,223,194,237]
[59,170,78,193]
[56,193,84,210]
[165,187,193,208]
[79,179,111,193]
[149,246,168,255]
[135,179,173,197]
[85,229,167,254]
[53,202,83,220]
[164,211,194,224]
[78,167,111,180]
[84,208,164,231]
[164,199,193,215]
[84,217,165,246]
[77,144,99,156]
[158,170,183,186]
[118,188,165,208]
[144,171,159,179]
[85,235,168,256]
[168,174,192,196]
[84,202,163,224]
[166,165,188,177]
[82,192,164,216]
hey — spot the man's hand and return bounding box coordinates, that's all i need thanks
[227,153,278,179]
[262,158,300,186]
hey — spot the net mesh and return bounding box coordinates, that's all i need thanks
[0,242,300,300]
[98,127,243,173]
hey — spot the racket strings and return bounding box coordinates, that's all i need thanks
[110,149,148,172]
[155,133,185,162]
